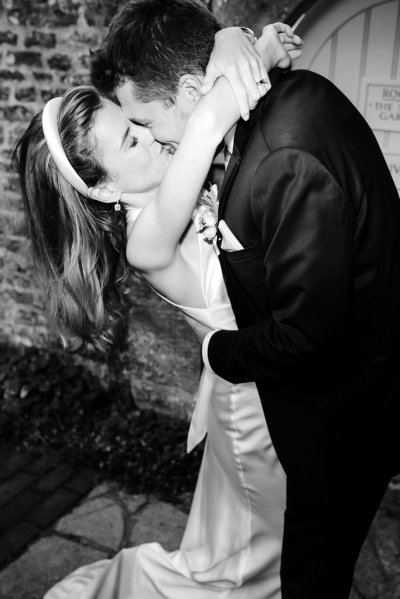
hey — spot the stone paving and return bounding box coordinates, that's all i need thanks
[0,481,188,599]
[0,444,96,572]
[0,445,399,599]
[350,477,400,599]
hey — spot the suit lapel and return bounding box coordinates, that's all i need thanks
[218,69,287,219]
[218,149,241,217]
[218,100,265,218]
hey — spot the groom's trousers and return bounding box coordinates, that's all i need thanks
[280,470,394,599]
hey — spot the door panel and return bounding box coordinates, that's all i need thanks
[293,0,400,193]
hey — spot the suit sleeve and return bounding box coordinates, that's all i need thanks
[207,148,353,384]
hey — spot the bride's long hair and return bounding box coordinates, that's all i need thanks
[13,86,128,352]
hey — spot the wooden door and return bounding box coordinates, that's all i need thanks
[292,0,400,193]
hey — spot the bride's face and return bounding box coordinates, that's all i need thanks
[92,99,172,194]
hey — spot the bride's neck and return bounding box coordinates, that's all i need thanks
[121,188,159,210]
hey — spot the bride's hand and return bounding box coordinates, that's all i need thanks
[201,27,269,121]
[201,24,303,121]
[256,23,303,72]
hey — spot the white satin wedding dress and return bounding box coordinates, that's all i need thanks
[44,214,286,599]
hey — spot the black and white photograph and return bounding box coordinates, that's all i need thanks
[0,1,399,597]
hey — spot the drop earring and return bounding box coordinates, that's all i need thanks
[114,191,122,212]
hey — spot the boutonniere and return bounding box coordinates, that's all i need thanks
[193,184,219,243]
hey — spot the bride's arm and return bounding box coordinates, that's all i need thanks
[128,82,240,271]
[128,24,301,273]
[201,24,303,119]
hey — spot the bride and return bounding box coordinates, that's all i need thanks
[15,23,302,599]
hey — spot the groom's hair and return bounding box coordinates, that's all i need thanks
[90,0,221,104]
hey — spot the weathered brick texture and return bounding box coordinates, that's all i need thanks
[0,1,111,369]
[0,0,301,414]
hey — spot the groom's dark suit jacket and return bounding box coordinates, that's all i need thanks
[208,69,400,495]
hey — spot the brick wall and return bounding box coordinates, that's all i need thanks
[0,0,301,416]
[0,4,99,349]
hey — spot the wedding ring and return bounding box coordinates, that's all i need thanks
[256,79,268,85]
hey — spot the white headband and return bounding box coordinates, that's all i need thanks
[41,97,122,208]
[42,97,92,198]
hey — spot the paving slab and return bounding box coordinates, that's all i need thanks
[86,482,147,514]
[129,499,187,551]
[0,444,96,570]
[0,448,37,482]
[0,483,188,599]
[56,495,125,551]
[0,488,43,532]
[119,493,147,515]
[352,503,400,599]
[0,472,36,508]
[0,521,40,566]
[25,488,79,529]
[0,536,108,599]
[32,464,76,494]
[64,470,98,495]
[23,454,60,477]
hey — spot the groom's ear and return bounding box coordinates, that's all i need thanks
[178,74,203,105]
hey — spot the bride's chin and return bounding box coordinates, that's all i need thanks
[161,153,173,168]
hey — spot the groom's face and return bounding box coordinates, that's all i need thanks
[115,79,197,149]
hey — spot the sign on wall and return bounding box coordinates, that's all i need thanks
[360,81,400,131]
[384,152,400,188]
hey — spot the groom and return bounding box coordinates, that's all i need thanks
[91,1,400,597]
